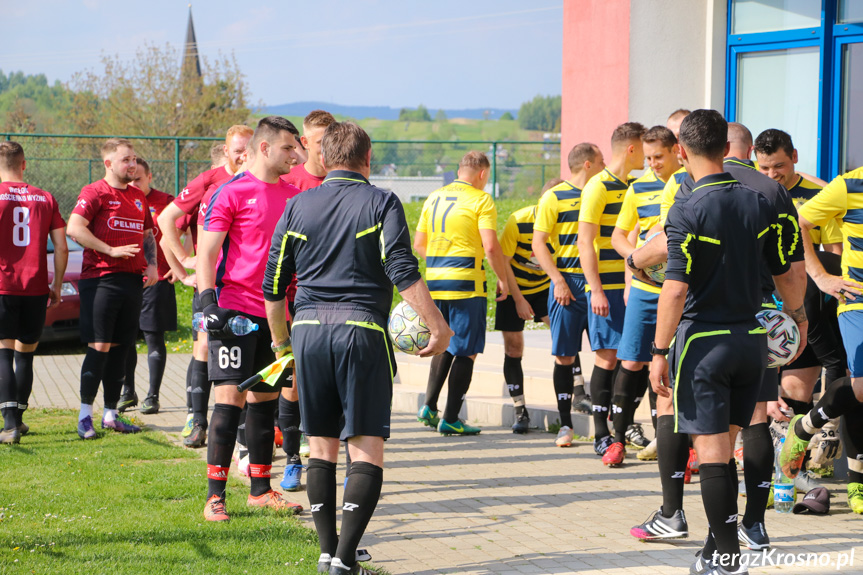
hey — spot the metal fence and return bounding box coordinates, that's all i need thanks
[1,133,561,215]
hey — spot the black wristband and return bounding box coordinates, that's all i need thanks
[650,342,670,356]
[627,253,641,271]
[199,288,217,309]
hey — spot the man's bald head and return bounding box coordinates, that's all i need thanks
[727,122,753,160]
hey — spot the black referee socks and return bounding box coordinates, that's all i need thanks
[656,415,689,517]
[307,458,338,556]
[741,423,772,527]
[336,462,383,568]
[699,462,741,571]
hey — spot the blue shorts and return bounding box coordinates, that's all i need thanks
[838,309,863,377]
[587,288,626,351]
[617,286,659,363]
[547,274,588,357]
[435,297,487,356]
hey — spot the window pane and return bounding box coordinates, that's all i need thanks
[839,0,863,23]
[840,42,863,172]
[732,0,821,34]
[737,46,820,175]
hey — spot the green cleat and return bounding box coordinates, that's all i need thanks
[181,413,194,438]
[437,418,481,436]
[417,405,439,429]
[780,414,810,479]
[849,482,863,514]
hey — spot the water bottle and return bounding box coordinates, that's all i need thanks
[228,315,259,336]
[774,437,796,513]
[192,312,205,333]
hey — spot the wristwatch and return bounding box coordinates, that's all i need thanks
[627,253,641,271]
[650,342,670,356]
[271,339,291,354]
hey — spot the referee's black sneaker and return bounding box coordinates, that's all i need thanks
[737,521,770,551]
[117,391,138,413]
[630,508,688,540]
[141,395,160,415]
[690,555,749,575]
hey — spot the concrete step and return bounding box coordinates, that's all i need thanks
[393,330,655,440]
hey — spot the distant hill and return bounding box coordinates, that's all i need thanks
[264,101,518,121]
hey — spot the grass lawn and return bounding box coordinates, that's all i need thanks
[0,410,324,574]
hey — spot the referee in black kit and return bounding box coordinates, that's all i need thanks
[263,121,452,575]
[648,110,806,575]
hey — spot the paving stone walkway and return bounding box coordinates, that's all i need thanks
[28,352,863,574]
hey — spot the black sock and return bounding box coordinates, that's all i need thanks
[185,359,193,410]
[143,331,166,398]
[798,377,861,440]
[648,389,658,431]
[123,344,137,397]
[443,356,474,423]
[612,366,640,445]
[700,462,740,570]
[657,415,689,516]
[13,351,34,426]
[278,395,301,459]
[553,362,574,429]
[246,399,277,496]
[503,355,525,416]
[782,397,813,417]
[425,351,453,412]
[237,405,247,447]
[573,356,586,395]
[307,458,338,556]
[190,359,210,428]
[80,347,110,406]
[590,366,614,438]
[206,403,242,499]
[0,349,15,430]
[742,423,773,527]
[336,461,383,567]
[102,345,129,410]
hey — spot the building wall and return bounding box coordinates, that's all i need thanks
[561,0,728,174]
[560,0,630,176]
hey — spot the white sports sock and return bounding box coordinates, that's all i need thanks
[79,403,93,421]
[103,408,117,423]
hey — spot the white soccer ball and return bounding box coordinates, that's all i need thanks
[388,300,431,355]
[756,309,800,368]
[642,232,666,284]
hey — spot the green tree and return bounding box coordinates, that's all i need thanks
[500,111,514,121]
[398,104,432,122]
[0,70,73,132]
[517,95,561,131]
[434,109,447,122]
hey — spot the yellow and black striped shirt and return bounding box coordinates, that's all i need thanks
[579,168,635,290]
[499,206,551,295]
[534,180,583,276]
[616,168,667,294]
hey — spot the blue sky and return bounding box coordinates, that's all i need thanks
[4,0,563,109]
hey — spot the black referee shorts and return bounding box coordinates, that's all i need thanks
[208,312,288,392]
[494,287,549,332]
[0,294,48,344]
[669,319,767,435]
[140,280,177,333]
[292,304,395,440]
[79,273,143,345]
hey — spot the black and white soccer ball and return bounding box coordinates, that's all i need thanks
[756,309,800,368]
[388,300,430,355]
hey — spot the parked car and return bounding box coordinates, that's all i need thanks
[41,236,84,343]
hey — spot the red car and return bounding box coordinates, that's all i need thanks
[42,236,84,343]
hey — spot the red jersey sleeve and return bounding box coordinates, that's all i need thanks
[142,198,155,231]
[49,196,65,230]
[72,185,102,222]
[173,171,208,215]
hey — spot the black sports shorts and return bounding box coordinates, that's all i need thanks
[292,304,395,440]
[669,319,767,435]
[494,287,550,332]
[79,273,143,345]
[208,311,287,392]
[140,279,177,332]
[0,294,48,344]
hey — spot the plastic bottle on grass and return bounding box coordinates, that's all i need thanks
[774,437,796,513]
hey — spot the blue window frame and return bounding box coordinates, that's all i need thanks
[726,1,863,179]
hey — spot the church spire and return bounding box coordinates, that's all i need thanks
[182,5,202,81]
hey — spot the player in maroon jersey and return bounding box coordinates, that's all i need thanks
[196,116,304,521]
[118,159,177,415]
[0,141,68,444]
[67,138,158,440]
[156,125,253,447]
[277,109,336,492]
